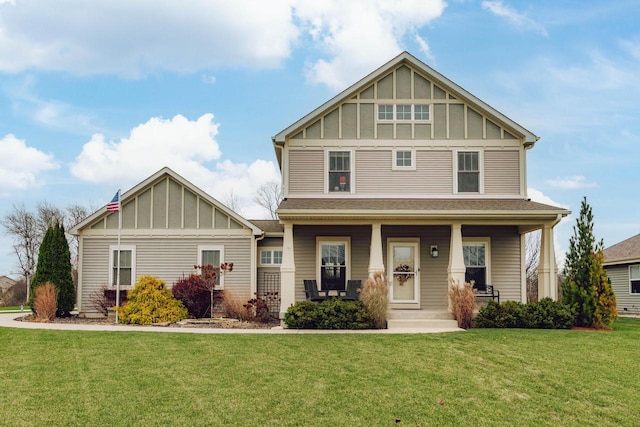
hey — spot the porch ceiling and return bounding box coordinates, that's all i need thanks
[277,198,569,223]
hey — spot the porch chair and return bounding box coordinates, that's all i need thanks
[340,280,361,301]
[304,280,329,302]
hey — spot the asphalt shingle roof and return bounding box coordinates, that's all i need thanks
[603,233,640,264]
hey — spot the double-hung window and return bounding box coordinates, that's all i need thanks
[109,245,135,287]
[463,240,490,289]
[198,245,224,288]
[260,249,283,266]
[630,265,640,294]
[457,151,480,193]
[328,151,351,192]
[317,238,350,291]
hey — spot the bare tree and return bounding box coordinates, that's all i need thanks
[65,204,90,287]
[525,230,541,302]
[253,181,283,220]
[223,189,244,215]
[36,201,64,236]
[1,205,39,302]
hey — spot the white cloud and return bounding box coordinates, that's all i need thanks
[0,134,59,195]
[546,175,596,190]
[481,1,548,36]
[0,1,298,76]
[70,114,280,219]
[294,0,446,90]
[527,187,569,209]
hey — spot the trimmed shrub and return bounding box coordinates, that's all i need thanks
[117,275,188,325]
[449,280,476,329]
[284,301,317,329]
[360,271,388,329]
[33,282,57,322]
[172,274,213,318]
[284,299,373,329]
[475,299,573,329]
[523,298,573,329]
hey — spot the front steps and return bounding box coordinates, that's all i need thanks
[386,310,459,330]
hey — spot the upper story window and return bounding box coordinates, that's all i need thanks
[457,151,480,193]
[377,104,431,121]
[630,265,640,294]
[393,149,416,170]
[328,151,351,192]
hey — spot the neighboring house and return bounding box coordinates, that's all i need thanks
[70,167,277,316]
[272,51,569,319]
[72,52,569,322]
[0,275,17,293]
[603,233,640,315]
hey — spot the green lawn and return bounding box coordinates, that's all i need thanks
[1,319,639,426]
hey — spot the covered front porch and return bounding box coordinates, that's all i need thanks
[277,218,563,320]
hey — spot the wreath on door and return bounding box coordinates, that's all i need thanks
[394,264,412,285]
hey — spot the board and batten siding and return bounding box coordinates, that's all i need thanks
[605,264,640,314]
[288,63,521,143]
[484,150,520,195]
[78,236,252,313]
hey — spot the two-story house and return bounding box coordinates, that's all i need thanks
[272,51,568,321]
[71,52,568,324]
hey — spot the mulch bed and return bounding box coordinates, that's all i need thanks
[15,314,280,329]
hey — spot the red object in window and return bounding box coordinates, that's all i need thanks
[339,176,347,185]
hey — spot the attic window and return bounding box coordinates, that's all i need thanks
[377,104,431,121]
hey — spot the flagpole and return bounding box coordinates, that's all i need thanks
[115,189,121,324]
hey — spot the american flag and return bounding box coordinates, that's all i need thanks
[106,190,120,212]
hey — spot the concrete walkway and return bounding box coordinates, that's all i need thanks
[0,312,463,334]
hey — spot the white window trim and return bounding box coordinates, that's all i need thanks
[376,104,431,122]
[462,238,491,285]
[325,149,355,194]
[197,245,225,289]
[109,245,136,287]
[259,247,283,267]
[392,148,416,171]
[316,237,351,288]
[454,149,484,195]
[629,264,640,294]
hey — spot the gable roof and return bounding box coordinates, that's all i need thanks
[70,167,263,236]
[603,233,640,265]
[272,51,539,160]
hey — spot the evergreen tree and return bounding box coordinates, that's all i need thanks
[562,197,617,328]
[31,223,75,317]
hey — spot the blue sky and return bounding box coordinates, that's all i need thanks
[1,0,639,277]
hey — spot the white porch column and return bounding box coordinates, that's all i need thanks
[537,224,557,300]
[369,222,385,276]
[279,222,296,319]
[448,223,466,287]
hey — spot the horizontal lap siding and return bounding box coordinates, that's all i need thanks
[464,226,522,301]
[288,150,324,194]
[356,150,452,195]
[79,236,252,313]
[484,150,520,195]
[605,265,639,313]
[292,225,370,301]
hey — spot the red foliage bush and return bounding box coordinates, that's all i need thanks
[172,274,217,318]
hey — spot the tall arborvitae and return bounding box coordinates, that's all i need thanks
[562,197,617,328]
[31,223,75,317]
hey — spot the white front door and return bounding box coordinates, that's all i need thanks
[388,240,420,305]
